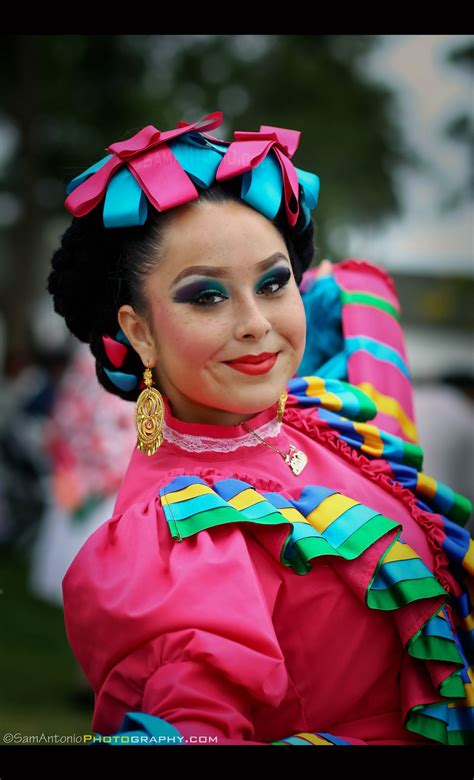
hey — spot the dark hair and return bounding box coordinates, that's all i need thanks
[48,175,318,402]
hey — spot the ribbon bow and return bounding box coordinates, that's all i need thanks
[216,125,319,229]
[64,112,319,232]
[64,111,225,227]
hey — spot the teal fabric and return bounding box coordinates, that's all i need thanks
[297,274,347,379]
[90,712,184,746]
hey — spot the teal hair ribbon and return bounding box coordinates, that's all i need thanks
[103,368,138,392]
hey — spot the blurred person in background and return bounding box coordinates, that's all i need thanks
[413,373,474,535]
[27,341,137,699]
[0,296,72,550]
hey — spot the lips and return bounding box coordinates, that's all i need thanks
[225,352,278,365]
[225,353,279,375]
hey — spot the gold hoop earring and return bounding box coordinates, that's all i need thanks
[277,390,288,423]
[135,365,164,456]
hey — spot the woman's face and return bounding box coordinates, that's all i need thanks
[119,199,307,425]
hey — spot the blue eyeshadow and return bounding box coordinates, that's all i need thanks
[173,280,228,302]
[172,264,290,303]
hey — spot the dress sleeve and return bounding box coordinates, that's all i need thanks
[332,258,418,444]
[62,482,288,745]
[299,259,418,444]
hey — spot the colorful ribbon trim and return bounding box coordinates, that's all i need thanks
[94,713,362,746]
[282,381,474,719]
[158,473,473,745]
[270,732,362,745]
[286,375,377,422]
[332,261,417,443]
[285,375,472,528]
[299,261,419,445]
[286,375,422,465]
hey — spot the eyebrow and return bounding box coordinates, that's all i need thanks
[170,252,290,289]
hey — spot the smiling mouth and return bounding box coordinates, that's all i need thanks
[224,352,280,365]
[223,353,281,376]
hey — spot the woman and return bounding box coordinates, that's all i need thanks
[49,111,473,746]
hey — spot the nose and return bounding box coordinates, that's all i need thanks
[232,291,272,341]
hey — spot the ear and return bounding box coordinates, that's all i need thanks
[117,305,159,366]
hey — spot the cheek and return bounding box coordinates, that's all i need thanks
[282,294,307,346]
[156,306,225,363]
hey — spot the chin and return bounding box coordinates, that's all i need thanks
[226,388,283,414]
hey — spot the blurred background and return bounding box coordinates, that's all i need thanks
[0,34,472,740]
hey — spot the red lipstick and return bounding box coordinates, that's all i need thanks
[224,352,279,375]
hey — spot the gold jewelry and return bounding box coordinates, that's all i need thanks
[277,390,288,422]
[135,365,164,456]
[238,391,308,475]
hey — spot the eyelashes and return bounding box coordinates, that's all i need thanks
[186,268,292,308]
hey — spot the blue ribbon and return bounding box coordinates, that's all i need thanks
[103,368,137,392]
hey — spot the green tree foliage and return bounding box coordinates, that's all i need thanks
[439,39,474,211]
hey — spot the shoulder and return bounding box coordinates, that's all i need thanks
[62,464,285,689]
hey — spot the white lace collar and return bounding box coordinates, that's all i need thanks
[161,395,283,454]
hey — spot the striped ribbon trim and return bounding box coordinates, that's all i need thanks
[286,376,472,528]
[286,375,377,422]
[383,460,474,673]
[340,289,401,321]
[345,336,411,379]
[356,382,417,443]
[329,262,417,442]
[159,474,473,744]
[283,377,473,736]
[271,732,360,745]
[287,377,423,468]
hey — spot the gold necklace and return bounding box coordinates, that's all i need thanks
[234,391,308,476]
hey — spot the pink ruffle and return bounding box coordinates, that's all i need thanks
[282,404,462,600]
[335,257,399,298]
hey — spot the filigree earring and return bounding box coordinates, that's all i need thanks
[135,363,164,456]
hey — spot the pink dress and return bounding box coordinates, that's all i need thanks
[62,391,472,746]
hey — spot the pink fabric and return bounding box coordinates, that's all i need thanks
[333,259,417,442]
[342,303,409,363]
[62,394,443,746]
[333,259,400,310]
